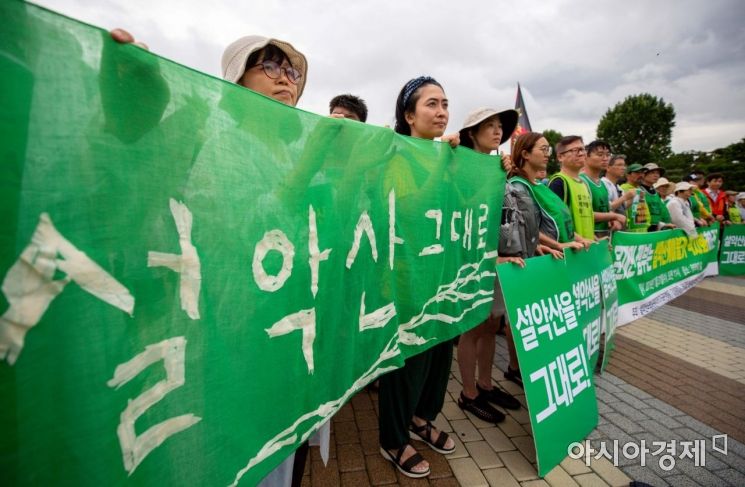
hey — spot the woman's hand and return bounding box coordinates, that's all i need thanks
[110,28,149,50]
[537,244,564,259]
[497,256,525,268]
[440,132,460,148]
[499,151,513,173]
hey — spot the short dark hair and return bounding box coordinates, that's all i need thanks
[585,140,611,154]
[329,94,368,122]
[608,154,626,166]
[556,135,583,155]
[706,172,724,182]
[394,77,443,136]
[244,44,291,73]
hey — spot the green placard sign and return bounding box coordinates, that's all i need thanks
[719,224,745,276]
[497,244,613,476]
[612,225,719,325]
[0,3,505,485]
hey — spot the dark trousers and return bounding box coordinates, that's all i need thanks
[378,341,453,450]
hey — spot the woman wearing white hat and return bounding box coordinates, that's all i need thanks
[666,182,699,238]
[110,29,307,107]
[454,108,523,424]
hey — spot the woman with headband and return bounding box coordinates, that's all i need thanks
[377,76,458,479]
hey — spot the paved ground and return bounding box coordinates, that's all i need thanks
[300,275,745,486]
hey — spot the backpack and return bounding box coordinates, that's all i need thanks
[499,182,539,257]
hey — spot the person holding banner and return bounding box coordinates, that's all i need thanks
[641,163,676,231]
[549,136,596,240]
[501,132,587,385]
[620,164,652,232]
[579,140,626,237]
[684,172,715,225]
[666,182,699,238]
[454,108,523,423]
[377,76,458,478]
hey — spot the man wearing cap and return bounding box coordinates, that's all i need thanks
[666,182,699,238]
[619,164,651,232]
[549,136,595,240]
[641,163,675,231]
[684,172,714,224]
[579,140,626,237]
[704,173,728,222]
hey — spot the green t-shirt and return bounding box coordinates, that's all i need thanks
[580,173,610,233]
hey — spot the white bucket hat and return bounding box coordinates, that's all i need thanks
[221,35,308,100]
[675,181,694,193]
[459,108,518,145]
[653,177,675,192]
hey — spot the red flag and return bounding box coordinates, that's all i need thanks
[511,83,532,149]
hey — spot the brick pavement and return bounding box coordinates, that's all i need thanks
[299,276,745,486]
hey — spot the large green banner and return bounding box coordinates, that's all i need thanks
[0,3,505,485]
[720,224,745,276]
[496,242,614,476]
[613,225,720,325]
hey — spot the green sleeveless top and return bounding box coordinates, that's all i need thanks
[620,183,650,232]
[550,173,595,239]
[689,193,701,218]
[512,176,575,243]
[729,206,743,223]
[642,187,666,225]
[580,173,610,232]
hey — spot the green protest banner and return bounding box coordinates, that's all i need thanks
[719,224,745,276]
[0,3,505,485]
[613,225,719,326]
[596,245,618,373]
[497,247,601,476]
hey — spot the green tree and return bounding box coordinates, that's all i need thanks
[542,129,563,176]
[596,93,675,164]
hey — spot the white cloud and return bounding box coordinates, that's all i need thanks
[35,0,745,152]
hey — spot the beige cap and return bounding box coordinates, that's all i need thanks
[459,108,518,145]
[221,35,308,100]
[675,181,694,192]
[643,163,666,176]
[653,177,675,192]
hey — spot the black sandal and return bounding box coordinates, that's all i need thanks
[458,392,506,423]
[379,445,430,478]
[504,366,523,388]
[409,421,456,454]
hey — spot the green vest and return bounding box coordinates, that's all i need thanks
[514,176,575,243]
[642,186,668,225]
[550,173,595,239]
[580,173,610,233]
[620,183,650,232]
[689,193,701,218]
[729,206,743,223]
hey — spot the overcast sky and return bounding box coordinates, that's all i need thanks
[36,0,745,153]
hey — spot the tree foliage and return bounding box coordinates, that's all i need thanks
[661,138,745,190]
[542,129,563,176]
[596,93,675,164]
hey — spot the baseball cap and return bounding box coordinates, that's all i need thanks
[627,163,645,173]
